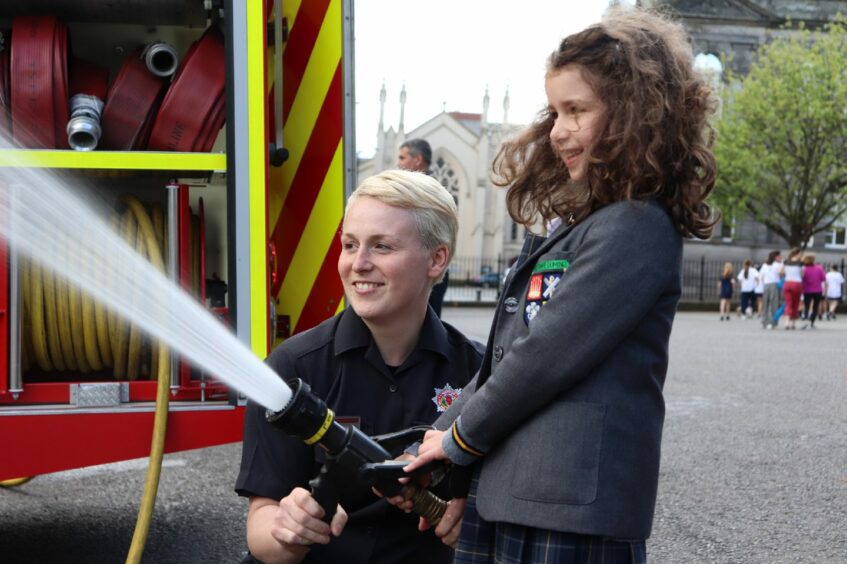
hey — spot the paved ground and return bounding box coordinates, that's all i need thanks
[1,309,845,563]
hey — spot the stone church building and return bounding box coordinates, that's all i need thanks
[358,0,847,277]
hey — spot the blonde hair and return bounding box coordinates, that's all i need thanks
[348,170,458,280]
[722,262,733,278]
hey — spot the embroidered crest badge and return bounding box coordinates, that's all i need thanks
[524,259,570,325]
[432,384,462,412]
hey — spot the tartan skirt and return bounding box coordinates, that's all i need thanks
[454,476,647,564]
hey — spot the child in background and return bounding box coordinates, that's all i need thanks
[719,262,735,321]
[737,259,758,319]
[781,248,804,330]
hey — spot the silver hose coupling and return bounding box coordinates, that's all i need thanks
[66,94,104,151]
[142,41,179,78]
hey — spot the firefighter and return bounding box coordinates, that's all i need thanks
[236,170,482,564]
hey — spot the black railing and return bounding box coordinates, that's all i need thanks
[444,255,847,305]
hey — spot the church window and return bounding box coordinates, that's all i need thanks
[432,156,460,203]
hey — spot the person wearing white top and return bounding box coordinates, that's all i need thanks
[759,250,783,329]
[753,264,764,317]
[736,260,759,318]
[825,265,845,320]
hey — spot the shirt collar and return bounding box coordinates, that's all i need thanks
[333,306,451,361]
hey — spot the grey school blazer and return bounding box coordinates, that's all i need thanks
[435,199,682,540]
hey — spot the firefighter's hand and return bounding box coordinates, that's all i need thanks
[272,487,347,547]
[419,497,466,548]
[403,429,447,473]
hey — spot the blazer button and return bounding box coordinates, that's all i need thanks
[504,297,519,313]
[389,384,398,392]
[493,345,504,361]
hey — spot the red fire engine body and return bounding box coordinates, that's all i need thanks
[0,0,351,482]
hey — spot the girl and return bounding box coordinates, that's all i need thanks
[399,7,716,563]
[759,250,783,329]
[781,248,804,330]
[718,262,735,321]
[737,259,758,319]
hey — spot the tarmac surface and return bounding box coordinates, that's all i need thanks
[1,309,845,563]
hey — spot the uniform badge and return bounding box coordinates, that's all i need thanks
[432,384,462,412]
[524,259,570,325]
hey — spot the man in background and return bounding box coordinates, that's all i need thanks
[397,139,449,317]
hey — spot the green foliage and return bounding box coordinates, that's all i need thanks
[713,18,847,247]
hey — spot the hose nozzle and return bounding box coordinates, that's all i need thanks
[142,41,179,78]
[66,94,104,151]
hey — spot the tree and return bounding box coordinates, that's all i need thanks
[714,20,847,249]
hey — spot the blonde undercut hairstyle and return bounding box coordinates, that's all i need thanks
[348,170,458,281]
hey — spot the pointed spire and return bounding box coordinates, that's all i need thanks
[482,85,490,128]
[399,83,407,133]
[503,87,510,126]
[378,82,386,132]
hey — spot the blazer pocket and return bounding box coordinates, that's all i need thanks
[509,401,605,505]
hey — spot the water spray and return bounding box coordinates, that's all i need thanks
[0,161,291,412]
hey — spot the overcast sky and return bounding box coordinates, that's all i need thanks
[353,0,615,157]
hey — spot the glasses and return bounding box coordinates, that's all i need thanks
[549,109,584,133]
[559,111,583,132]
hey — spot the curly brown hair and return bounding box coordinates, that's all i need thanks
[493,7,717,239]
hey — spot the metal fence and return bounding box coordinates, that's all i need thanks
[445,255,847,305]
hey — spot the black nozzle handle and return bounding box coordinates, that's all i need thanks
[309,467,340,524]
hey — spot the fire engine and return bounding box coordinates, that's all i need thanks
[0,0,351,504]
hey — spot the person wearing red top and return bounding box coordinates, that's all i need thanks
[801,253,826,329]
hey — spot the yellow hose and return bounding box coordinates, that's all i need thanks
[16,194,203,563]
[22,200,190,380]
[125,343,169,564]
[21,258,32,372]
[122,194,170,564]
[41,267,66,371]
[110,210,135,379]
[29,262,53,371]
[94,287,113,368]
[67,282,92,373]
[55,258,79,371]
[125,231,146,380]
[80,248,104,370]
[0,477,34,488]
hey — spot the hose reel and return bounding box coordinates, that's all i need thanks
[20,193,206,382]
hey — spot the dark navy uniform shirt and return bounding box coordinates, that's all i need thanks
[236,306,483,564]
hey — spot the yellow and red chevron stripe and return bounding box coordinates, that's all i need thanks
[268,0,345,338]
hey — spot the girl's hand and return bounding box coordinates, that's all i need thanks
[403,429,447,473]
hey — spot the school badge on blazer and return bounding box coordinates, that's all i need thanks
[524,258,570,325]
